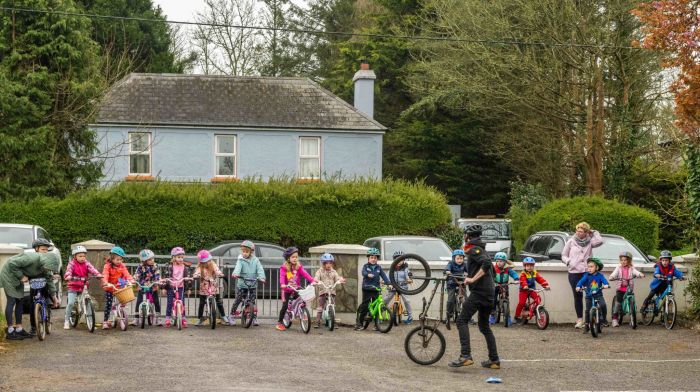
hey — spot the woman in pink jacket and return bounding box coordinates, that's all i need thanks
[561,222,603,328]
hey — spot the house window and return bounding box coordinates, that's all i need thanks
[129,132,151,175]
[299,137,321,179]
[215,135,236,177]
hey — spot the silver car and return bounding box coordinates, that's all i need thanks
[362,236,453,264]
[458,218,514,260]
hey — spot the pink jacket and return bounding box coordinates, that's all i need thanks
[64,259,101,292]
[609,265,643,293]
[280,264,314,300]
[561,231,604,274]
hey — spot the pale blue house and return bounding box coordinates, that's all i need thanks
[92,64,385,184]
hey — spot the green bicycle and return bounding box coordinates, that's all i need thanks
[361,286,394,333]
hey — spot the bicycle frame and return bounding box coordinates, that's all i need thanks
[368,287,390,321]
[655,278,675,308]
[137,281,159,324]
[316,281,342,323]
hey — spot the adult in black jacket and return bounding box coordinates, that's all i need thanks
[449,224,500,369]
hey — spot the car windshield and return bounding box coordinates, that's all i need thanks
[459,221,511,240]
[592,237,647,264]
[0,227,33,247]
[383,239,452,261]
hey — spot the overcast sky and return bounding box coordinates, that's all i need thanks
[152,0,206,22]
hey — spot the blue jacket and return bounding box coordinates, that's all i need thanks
[576,272,609,298]
[650,263,684,290]
[362,263,390,291]
[443,260,468,289]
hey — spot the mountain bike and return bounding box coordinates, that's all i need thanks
[581,286,605,338]
[610,277,638,329]
[29,278,52,341]
[161,277,192,330]
[231,278,259,328]
[135,281,160,329]
[519,287,550,330]
[282,284,314,334]
[360,286,393,333]
[641,276,682,330]
[494,282,519,327]
[67,277,99,333]
[316,280,343,331]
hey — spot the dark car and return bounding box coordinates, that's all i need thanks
[208,241,286,297]
[519,231,656,265]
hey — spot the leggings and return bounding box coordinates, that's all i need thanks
[515,290,540,317]
[568,272,585,318]
[278,292,299,322]
[612,290,626,320]
[103,292,114,321]
[356,289,378,325]
[166,287,186,317]
[135,290,161,315]
[197,294,225,319]
[4,295,24,327]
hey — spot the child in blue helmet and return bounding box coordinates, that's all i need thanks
[444,249,469,326]
[489,252,519,325]
[132,249,162,326]
[313,252,346,328]
[383,251,414,324]
[355,247,390,330]
[515,257,550,324]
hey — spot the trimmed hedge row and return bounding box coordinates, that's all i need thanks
[523,196,660,255]
[0,179,451,256]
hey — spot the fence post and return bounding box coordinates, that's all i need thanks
[71,240,115,311]
[0,244,23,316]
[308,244,369,313]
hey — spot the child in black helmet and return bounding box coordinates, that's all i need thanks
[641,250,685,314]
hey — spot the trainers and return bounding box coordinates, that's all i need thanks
[468,318,477,325]
[195,318,204,327]
[404,316,413,325]
[253,318,259,327]
[64,320,71,330]
[488,314,496,325]
[221,316,231,325]
[354,324,363,331]
[164,317,171,328]
[130,318,139,326]
[102,321,112,330]
[155,314,163,326]
[182,319,188,328]
[27,328,36,337]
[15,329,30,338]
[481,360,501,369]
[275,322,286,331]
[6,331,24,340]
[602,320,609,328]
[314,320,321,329]
[611,319,619,327]
[583,325,590,334]
[574,319,585,329]
[513,317,522,325]
[448,356,474,368]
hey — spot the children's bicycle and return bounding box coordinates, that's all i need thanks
[136,281,160,329]
[67,277,99,333]
[610,277,638,329]
[161,277,192,331]
[282,284,315,334]
[582,286,605,338]
[519,287,550,330]
[316,280,343,331]
[202,277,221,330]
[29,278,52,341]
[494,282,519,327]
[361,286,393,333]
[232,278,260,328]
[641,276,681,330]
[444,273,468,330]
[104,283,133,331]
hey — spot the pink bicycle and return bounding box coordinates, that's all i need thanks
[161,278,193,330]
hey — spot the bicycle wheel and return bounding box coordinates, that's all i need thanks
[664,298,676,330]
[495,299,502,325]
[404,325,446,366]
[641,301,656,326]
[85,298,95,333]
[140,305,147,329]
[611,295,619,324]
[175,302,183,331]
[503,299,511,328]
[69,302,80,328]
[327,306,336,331]
[300,306,311,334]
[375,303,394,333]
[590,308,598,338]
[536,306,549,330]
[392,302,401,326]
[148,303,155,326]
[118,307,128,331]
[628,297,637,330]
[283,312,292,329]
[208,297,217,330]
[45,308,52,335]
[34,303,46,341]
[389,253,431,295]
[243,303,254,328]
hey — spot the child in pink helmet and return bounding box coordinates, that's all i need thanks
[192,250,228,326]
[162,247,193,328]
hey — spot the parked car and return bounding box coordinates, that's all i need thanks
[518,231,656,265]
[458,217,514,260]
[0,223,64,310]
[208,240,286,298]
[362,236,453,265]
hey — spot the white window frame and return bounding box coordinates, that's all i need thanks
[298,136,322,179]
[214,134,237,178]
[128,132,152,175]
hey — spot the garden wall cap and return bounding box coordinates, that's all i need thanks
[71,239,115,251]
[0,244,23,255]
[308,244,370,255]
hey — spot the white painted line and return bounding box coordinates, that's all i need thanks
[506,358,700,363]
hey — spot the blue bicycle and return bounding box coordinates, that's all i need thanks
[29,278,52,341]
[581,286,606,338]
[641,276,682,330]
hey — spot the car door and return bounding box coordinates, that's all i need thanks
[545,235,567,261]
[519,235,552,262]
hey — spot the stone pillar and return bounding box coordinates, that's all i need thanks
[0,244,23,316]
[308,244,368,313]
[71,240,114,311]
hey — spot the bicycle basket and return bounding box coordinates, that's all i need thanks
[114,286,136,304]
[299,285,316,302]
[29,278,47,290]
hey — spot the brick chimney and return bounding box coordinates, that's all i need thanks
[352,61,376,119]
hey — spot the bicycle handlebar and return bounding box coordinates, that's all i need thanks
[314,280,344,290]
[159,278,193,285]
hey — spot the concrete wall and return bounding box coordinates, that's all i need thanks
[0,245,23,315]
[94,125,383,184]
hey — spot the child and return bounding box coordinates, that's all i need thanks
[63,245,102,330]
[314,252,346,328]
[276,247,315,331]
[444,249,468,326]
[354,247,390,331]
[192,250,229,326]
[515,257,550,324]
[131,249,162,326]
[229,240,266,326]
[101,246,136,329]
[383,251,413,325]
[489,251,519,325]
[162,247,192,328]
[609,251,644,327]
[642,250,685,314]
[576,257,610,333]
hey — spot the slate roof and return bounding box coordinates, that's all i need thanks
[96,73,385,131]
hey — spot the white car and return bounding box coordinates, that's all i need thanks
[362,235,453,265]
[0,224,64,309]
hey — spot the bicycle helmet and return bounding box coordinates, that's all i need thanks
[32,238,52,249]
[494,252,508,261]
[659,250,672,260]
[138,249,155,262]
[197,249,213,263]
[619,251,633,260]
[463,224,483,237]
[320,252,335,264]
[110,246,126,258]
[587,257,604,271]
[366,247,380,257]
[283,247,299,260]
[71,245,88,256]
[170,247,185,256]
[240,240,255,251]
[392,250,405,259]
[522,257,536,265]
[452,249,465,258]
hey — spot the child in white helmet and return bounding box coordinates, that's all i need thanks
[63,246,102,330]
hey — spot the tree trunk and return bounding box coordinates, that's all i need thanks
[584,58,604,195]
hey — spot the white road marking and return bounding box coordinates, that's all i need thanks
[506,358,700,363]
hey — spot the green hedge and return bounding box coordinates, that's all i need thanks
[523,196,660,254]
[0,179,451,256]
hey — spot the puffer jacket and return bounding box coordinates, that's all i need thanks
[0,252,60,299]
